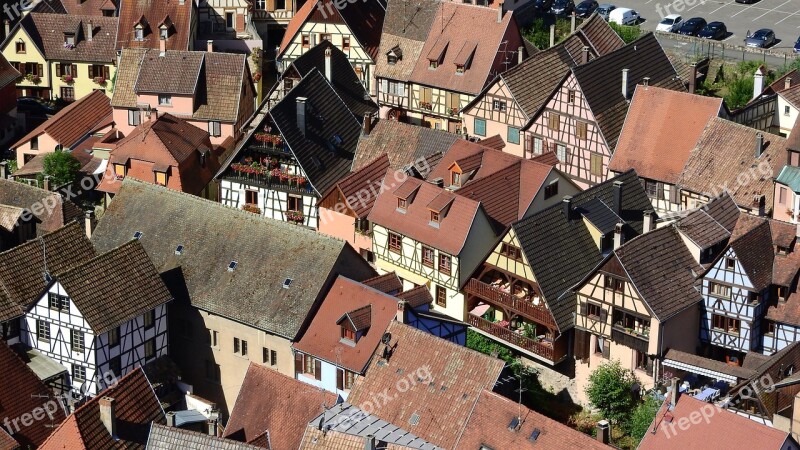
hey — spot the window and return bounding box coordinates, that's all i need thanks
[473,118,486,136]
[635,350,651,372]
[303,354,315,375]
[144,310,155,329]
[89,64,109,79]
[113,163,126,179]
[389,232,402,252]
[208,121,221,137]
[435,285,447,307]
[145,339,155,359]
[31,136,38,150]
[586,303,602,319]
[342,369,356,389]
[302,34,310,47]
[430,210,440,224]
[396,198,408,211]
[419,87,432,106]
[712,314,740,333]
[233,337,240,353]
[438,254,452,275]
[556,144,567,162]
[447,92,460,111]
[429,60,438,69]
[262,347,270,364]
[492,99,507,111]
[49,293,69,311]
[386,80,405,96]
[567,89,576,103]
[15,40,25,53]
[270,350,277,366]
[209,329,218,347]
[56,63,76,77]
[257,0,267,9]
[548,113,560,131]
[725,258,736,270]
[451,171,461,187]
[134,28,144,41]
[764,320,776,335]
[287,195,302,212]
[544,180,558,199]
[341,326,356,341]
[786,106,791,116]
[158,95,171,106]
[594,336,608,358]
[576,121,588,140]
[109,327,120,347]
[128,109,140,126]
[64,33,75,46]
[613,309,649,335]
[343,36,350,51]
[780,187,787,205]
[319,33,331,42]
[456,64,465,74]
[604,275,624,292]
[709,282,731,298]
[225,12,235,28]
[507,127,520,145]
[71,330,84,353]
[36,320,49,342]
[422,246,435,267]
[500,242,522,261]
[109,356,121,376]
[155,171,167,186]
[245,190,258,205]
[72,364,86,382]
[160,27,168,40]
[590,152,603,177]
[60,87,75,102]
[241,340,248,356]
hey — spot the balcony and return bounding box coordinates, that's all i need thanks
[468,314,556,362]
[252,9,294,22]
[465,278,556,328]
[611,326,649,353]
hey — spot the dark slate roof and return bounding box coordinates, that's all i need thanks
[575,198,623,234]
[353,120,459,172]
[90,180,375,339]
[729,216,775,291]
[571,33,683,151]
[55,240,172,334]
[614,226,703,320]
[512,170,652,332]
[676,192,740,250]
[270,69,362,196]
[0,223,95,322]
[289,40,378,119]
[146,424,263,450]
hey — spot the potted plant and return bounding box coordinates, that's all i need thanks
[242,203,261,214]
[449,106,459,115]
[420,101,432,110]
[286,210,304,223]
[522,323,537,340]
[61,74,74,84]
[93,76,106,85]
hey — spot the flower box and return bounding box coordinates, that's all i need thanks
[93,76,106,85]
[61,74,74,84]
[286,210,304,222]
[254,132,283,147]
[25,74,41,84]
[420,101,432,110]
[448,107,459,115]
[242,203,261,214]
[253,72,262,82]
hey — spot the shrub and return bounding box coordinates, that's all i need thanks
[585,359,640,424]
[608,22,642,44]
[41,150,81,187]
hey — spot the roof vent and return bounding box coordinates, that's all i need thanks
[409,413,420,426]
[133,231,143,239]
[43,271,52,283]
[529,428,541,442]
[227,261,238,272]
[283,278,293,289]
[175,245,184,255]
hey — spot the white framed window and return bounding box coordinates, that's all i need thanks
[492,99,506,111]
[128,109,140,126]
[158,95,171,106]
[134,28,144,41]
[256,0,267,9]
[36,320,49,342]
[556,143,567,162]
[387,81,405,97]
[71,329,84,353]
[72,364,86,381]
[208,121,221,137]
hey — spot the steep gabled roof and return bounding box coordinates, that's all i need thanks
[134,50,204,94]
[675,192,740,251]
[353,120,459,172]
[0,53,20,89]
[111,113,211,166]
[375,0,440,80]
[20,13,118,63]
[0,179,83,233]
[324,154,390,219]
[116,0,192,50]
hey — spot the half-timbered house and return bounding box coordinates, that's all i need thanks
[90,179,376,415]
[198,0,257,39]
[609,86,725,214]
[572,225,703,401]
[249,0,297,31]
[277,0,385,91]
[461,13,624,158]
[219,69,375,229]
[463,170,652,380]
[23,239,172,397]
[674,192,740,266]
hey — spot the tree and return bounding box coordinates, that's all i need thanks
[626,395,660,441]
[608,22,642,44]
[585,359,640,424]
[724,75,754,110]
[41,150,81,187]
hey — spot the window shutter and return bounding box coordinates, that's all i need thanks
[215,122,221,136]
[314,359,322,380]
[336,368,344,390]
[37,64,43,76]
[669,184,678,203]
[399,83,406,97]
[657,182,664,200]
[579,302,587,315]
[602,340,610,359]
[55,63,61,77]
[104,66,110,79]
[600,308,608,322]
[380,79,387,94]
[294,352,303,375]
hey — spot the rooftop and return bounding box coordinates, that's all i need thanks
[14,13,118,63]
[353,120,459,173]
[116,0,193,51]
[146,423,264,450]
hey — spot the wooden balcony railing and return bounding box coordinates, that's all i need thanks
[611,327,649,353]
[465,278,556,328]
[468,314,555,361]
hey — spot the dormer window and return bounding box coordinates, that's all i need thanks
[778,246,791,255]
[387,46,402,65]
[397,197,407,211]
[64,33,75,46]
[430,210,440,226]
[341,326,355,341]
[155,170,167,186]
[455,64,464,74]
[160,26,168,40]
[134,25,144,41]
[451,171,461,187]
[429,60,438,69]
[113,163,126,179]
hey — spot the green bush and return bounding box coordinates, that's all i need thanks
[523,17,574,49]
[626,395,660,441]
[466,329,514,363]
[41,150,81,187]
[608,22,642,44]
[585,360,640,424]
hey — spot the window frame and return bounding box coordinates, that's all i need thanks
[422,246,435,267]
[507,126,520,145]
[473,117,486,137]
[36,320,50,342]
[158,94,172,106]
[438,253,452,275]
[71,329,85,353]
[435,285,447,307]
[388,232,402,253]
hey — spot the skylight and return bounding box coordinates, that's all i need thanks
[283,278,293,289]
[175,245,184,255]
[228,261,238,272]
[133,231,143,239]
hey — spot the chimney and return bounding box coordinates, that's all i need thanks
[571,12,576,33]
[562,196,573,221]
[756,133,764,158]
[689,63,697,94]
[85,210,95,239]
[596,420,610,445]
[518,46,524,65]
[43,175,50,192]
[613,222,624,249]
[296,97,307,137]
[207,40,213,53]
[549,24,555,48]
[581,46,589,65]
[612,180,623,215]
[364,435,376,450]
[207,420,217,436]
[159,36,166,55]
[324,48,332,82]
[3,20,8,38]
[753,67,764,100]
[0,161,6,179]
[396,300,406,323]
[642,77,650,88]
[363,112,372,135]
[786,76,792,90]
[165,412,176,427]
[99,397,117,438]
[670,377,679,407]
[643,209,654,232]
[497,2,504,23]
[621,68,629,99]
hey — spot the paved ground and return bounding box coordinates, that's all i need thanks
[618,0,800,53]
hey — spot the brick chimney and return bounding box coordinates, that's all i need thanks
[497,2,504,22]
[786,76,792,90]
[643,209,655,232]
[756,132,764,158]
[613,222,624,249]
[87,20,93,42]
[85,210,95,239]
[207,40,214,53]
[689,63,697,94]
[396,300,406,323]
[99,397,117,438]
[596,420,610,444]
[159,36,166,55]
[562,196,573,220]
[363,112,372,135]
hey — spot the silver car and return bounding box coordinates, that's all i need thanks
[597,3,616,21]
[745,29,776,48]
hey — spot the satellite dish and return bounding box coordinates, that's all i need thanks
[381,333,392,345]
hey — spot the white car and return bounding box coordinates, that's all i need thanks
[656,14,682,32]
[609,7,640,26]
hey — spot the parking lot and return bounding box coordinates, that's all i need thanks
[618,0,800,52]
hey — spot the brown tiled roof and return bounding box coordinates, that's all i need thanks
[22,13,117,63]
[0,53,20,88]
[222,363,337,448]
[294,276,399,373]
[110,47,147,108]
[571,33,684,151]
[0,223,95,322]
[11,90,111,151]
[348,322,504,449]
[663,348,756,379]
[40,368,165,450]
[369,171,484,255]
[574,13,625,56]
[116,0,193,50]
[146,423,264,450]
[531,150,559,166]
[134,50,204,94]
[478,134,505,150]
[676,192,739,250]
[781,84,800,110]
[0,428,16,450]
[730,342,800,420]
[353,120,459,172]
[278,0,316,56]
[55,239,172,334]
[724,214,795,291]
[326,154,390,218]
[0,340,68,448]
[0,205,23,232]
[678,118,789,214]
[362,271,403,294]
[766,69,798,96]
[454,390,608,450]
[409,3,519,95]
[61,0,116,15]
[788,119,800,151]
[610,86,723,183]
[396,285,433,308]
[639,394,792,450]
[112,113,211,165]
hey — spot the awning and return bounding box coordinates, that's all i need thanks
[470,303,490,317]
[663,358,739,383]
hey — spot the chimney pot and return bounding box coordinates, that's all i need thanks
[571,12,576,33]
[621,68,629,99]
[296,97,307,137]
[549,24,555,48]
[613,222,624,249]
[643,209,655,232]
[207,40,213,53]
[670,377,679,407]
[562,196,573,221]
[753,67,765,100]
[3,20,9,38]
[324,47,332,82]
[518,46,524,65]
[612,180,623,215]
[363,112,372,135]
[43,175,51,192]
[396,300,406,323]
[786,77,792,90]
[364,435,376,450]
[581,46,589,65]
[596,420,610,444]
[689,63,697,94]
[497,3,504,22]
[207,419,217,436]
[165,411,176,427]
[643,77,650,87]
[756,132,764,158]
[99,397,117,438]
[85,210,95,239]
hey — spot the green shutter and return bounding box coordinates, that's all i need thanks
[474,118,486,137]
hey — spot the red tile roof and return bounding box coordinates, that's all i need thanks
[222,364,337,449]
[0,428,16,450]
[362,271,403,294]
[61,0,116,15]
[347,322,504,449]
[610,86,723,184]
[293,276,399,373]
[11,90,112,151]
[40,368,165,450]
[322,154,390,219]
[639,395,794,450]
[0,341,68,448]
[454,390,608,449]
[368,170,484,255]
[0,53,20,89]
[116,0,193,50]
[478,134,506,150]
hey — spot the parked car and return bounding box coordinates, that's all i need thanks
[533,0,553,11]
[575,0,598,17]
[698,21,727,40]
[735,0,759,3]
[16,97,56,115]
[794,36,800,53]
[550,0,575,16]
[597,3,616,21]
[608,7,639,25]
[745,29,776,48]
[655,14,682,32]
[677,17,706,36]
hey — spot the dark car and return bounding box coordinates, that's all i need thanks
[575,0,598,17]
[533,0,553,10]
[745,29,776,48]
[550,0,575,16]
[698,21,727,40]
[677,17,707,36]
[735,0,759,3]
[794,36,800,53]
[16,97,57,115]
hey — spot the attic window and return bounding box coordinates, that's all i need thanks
[228,261,238,272]
[331,134,343,146]
[429,211,440,227]
[455,64,464,74]
[529,428,541,442]
[175,245,184,255]
[397,197,407,211]
[134,26,144,41]
[429,60,438,69]
[160,26,168,40]
[15,40,25,53]
[409,413,420,426]
[341,325,356,341]
[64,33,75,46]
[133,231,143,240]
[778,246,791,255]
[387,46,402,65]
[282,278,293,289]
[450,171,461,187]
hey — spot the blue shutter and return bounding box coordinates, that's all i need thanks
[474,118,486,136]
